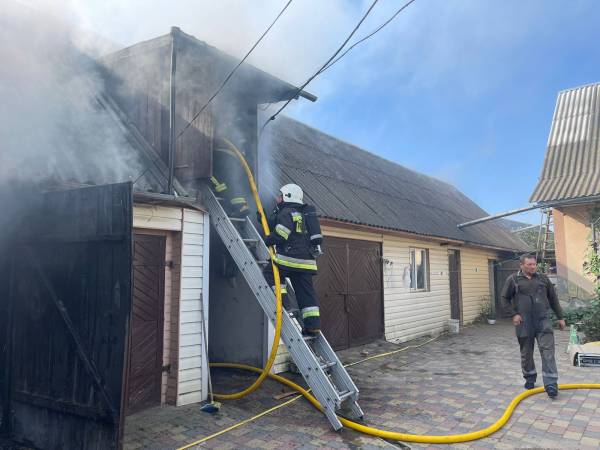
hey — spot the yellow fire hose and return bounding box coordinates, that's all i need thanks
[196,140,600,445]
[209,138,283,400]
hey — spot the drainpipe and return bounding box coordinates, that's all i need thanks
[167,27,179,195]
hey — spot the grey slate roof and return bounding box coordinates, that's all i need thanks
[530,82,600,203]
[260,116,528,252]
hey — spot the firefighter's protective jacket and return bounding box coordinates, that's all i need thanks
[264,202,320,273]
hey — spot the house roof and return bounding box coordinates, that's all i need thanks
[260,116,528,252]
[530,82,600,203]
[101,28,316,105]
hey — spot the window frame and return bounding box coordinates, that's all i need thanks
[409,247,430,292]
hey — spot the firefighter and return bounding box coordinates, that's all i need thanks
[210,144,250,217]
[263,184,323,335]
[501,254,566,398]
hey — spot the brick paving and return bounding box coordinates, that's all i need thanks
[124,321,600,449]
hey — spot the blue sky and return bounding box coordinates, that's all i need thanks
[54,0,600,224]
[282,1,600,224]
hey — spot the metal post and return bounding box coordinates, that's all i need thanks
[167,27,179,195]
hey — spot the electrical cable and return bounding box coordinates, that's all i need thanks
[259,0,380,136]
[320,0,417,74]
[176,0,294,142]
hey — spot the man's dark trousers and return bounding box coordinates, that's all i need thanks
[263,264,321,330]
[518,315,558,387]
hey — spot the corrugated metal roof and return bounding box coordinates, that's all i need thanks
[530,82,600,203]
[260,116,528,252]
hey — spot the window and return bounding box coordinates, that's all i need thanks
[409,248,430,291]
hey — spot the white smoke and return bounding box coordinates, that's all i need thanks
[0,1,143,187]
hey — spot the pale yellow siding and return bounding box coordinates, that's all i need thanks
[267,222,502,358]
[133,204,183,231]
[382,235,450,342]
[458,247,497,324]
[176,209,209,406]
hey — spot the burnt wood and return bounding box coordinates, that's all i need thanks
[3,183,132,450]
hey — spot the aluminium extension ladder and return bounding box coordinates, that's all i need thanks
[202,185,363,430]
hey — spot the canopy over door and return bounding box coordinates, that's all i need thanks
[1,183,133,450]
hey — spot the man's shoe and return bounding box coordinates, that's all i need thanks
[546,384,558,398]
[524,380,535,390]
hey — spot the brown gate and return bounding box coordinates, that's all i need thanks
[448,250,462,321]
[315,236,383,350]
[127,234,166,414]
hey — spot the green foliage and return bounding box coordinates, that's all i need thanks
[579,233,600,342]
[580,299,600,342]
[476,297,494,323]
[549,304,593,326]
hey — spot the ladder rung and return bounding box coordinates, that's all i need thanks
[320,361,336,370]
[338,390,353,402]
[214,196,225,201]
[229,217,246,222]
[303,335,317,341]
[243,238,258,245]
[256,260,269,265]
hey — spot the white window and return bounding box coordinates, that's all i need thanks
[409,248,429,291]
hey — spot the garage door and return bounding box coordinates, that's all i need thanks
[314,236,383,350]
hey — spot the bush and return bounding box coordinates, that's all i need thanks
[549,305,593,326]
[476,297,494,323]
[580,299,600,342]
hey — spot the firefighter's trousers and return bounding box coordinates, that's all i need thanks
[263,265,321,331]
[517,316,558,387]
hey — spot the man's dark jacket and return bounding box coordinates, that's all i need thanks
[501,271,564,337]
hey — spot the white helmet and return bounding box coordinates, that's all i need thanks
[280,184,304,204]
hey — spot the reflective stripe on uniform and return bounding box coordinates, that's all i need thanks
[291,211,303,232]
[302,306,320,318]
[210,177,227,192]
[275,224,291,240]
[271,285,288,294]
[230,197,247,205]
[310,234,323,241]
[274,254,317,271]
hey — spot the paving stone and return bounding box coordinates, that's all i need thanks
[121,322,600,449]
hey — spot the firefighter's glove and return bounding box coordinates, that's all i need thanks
[310,244,323,259]
[264,234,276,247]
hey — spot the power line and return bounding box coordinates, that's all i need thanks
[176,0,294,141]
[258,0,416,121]
[259,0,380,135]
[320,0,417,74]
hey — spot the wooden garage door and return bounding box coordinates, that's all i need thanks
[314,236,383,350]
[127,234,165,414]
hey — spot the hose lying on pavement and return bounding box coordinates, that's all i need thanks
[188,142,600,446]
[199,365,600,446]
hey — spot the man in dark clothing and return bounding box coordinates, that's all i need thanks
[263,183,322,335]
[501,254,566,398]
